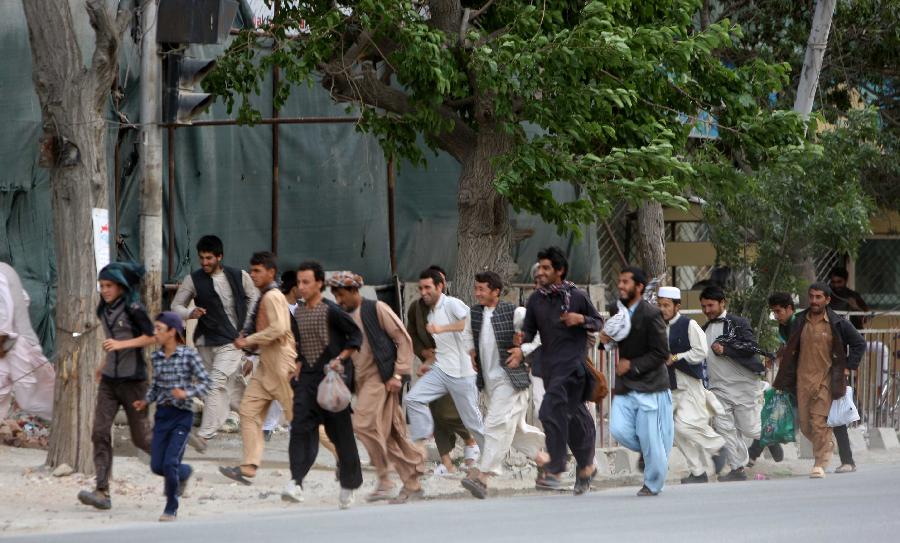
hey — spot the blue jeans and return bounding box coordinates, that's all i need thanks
[151,406,193,515]
[611,390,674,494]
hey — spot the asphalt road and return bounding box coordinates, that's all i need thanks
[7,463,900,543]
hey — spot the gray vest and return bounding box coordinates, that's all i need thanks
[99,301,147,381]
[359,299,398,383]
[470,301,531,390]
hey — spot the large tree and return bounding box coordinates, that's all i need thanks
[22,0,129,471]
[208,0,802,298]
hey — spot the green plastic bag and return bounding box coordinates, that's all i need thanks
[759,388,795,446]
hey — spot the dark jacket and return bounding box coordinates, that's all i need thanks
[407,298,436,360]
[191,266,248,345]
[296,299,363,389]
[521,286,602,372]
[470,301,531,390]
[773,307,866,399]
[98,298,154,382]
[702,313,765,374]
[359,298,398,383]
[614,300,671,394]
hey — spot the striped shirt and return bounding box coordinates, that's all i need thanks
[146,345,211,410]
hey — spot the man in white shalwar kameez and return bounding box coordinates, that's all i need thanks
[0,262,54,420]
[658,287,724,484]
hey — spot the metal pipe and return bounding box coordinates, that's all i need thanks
[175,116,359,127]
[271,0,281,255]
[387,156,397,276]
[167,125,176,281]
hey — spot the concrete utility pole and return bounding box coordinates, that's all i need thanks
[794,0,837,120]
[139,0,163,315]
[794,0,837,288]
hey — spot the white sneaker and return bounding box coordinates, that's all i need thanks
[338,488,355,510]
[281,480,304,503]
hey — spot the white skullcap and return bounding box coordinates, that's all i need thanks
[658,286,682,300]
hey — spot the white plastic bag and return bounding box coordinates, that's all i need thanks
[317,367,352,413]
[602,300,632,351]
[827,385,860,427]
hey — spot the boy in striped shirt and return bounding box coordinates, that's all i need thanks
[133,311,210,521]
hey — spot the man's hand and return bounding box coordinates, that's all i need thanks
[189,307,207,320]
[417,362,433,377]
[234,335,248,350]
[513,331,524,347]
[560,312,585,327]
[666,354,677,367]
[0,334,9,358]
[171,388,188,400]
[291,362,301,382]
[242,359,254,377]
[94,366,103,384]
[386,377,403,393]
[598,331,612,345]
[102,339,124,352]
[425,323,442,335]
[133,400,148,412]
[711,342,725,355]
[615,357,632,376]
[329,357,344,373]
[506,347,523,368]
[421,348,435,361]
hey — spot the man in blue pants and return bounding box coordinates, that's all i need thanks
[605,267,673,497]
[134,312,211,521]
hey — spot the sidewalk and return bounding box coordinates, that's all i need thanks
[2,429,899,536]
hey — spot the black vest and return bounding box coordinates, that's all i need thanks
[667,315,704,388]
[471,301,531,390]
[359,299,398,383]
[191,266,247,346]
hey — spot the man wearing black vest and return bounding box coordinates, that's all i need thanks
[172,235,258,451]
[657,287,725,484]
[461,271,546,499]
[329,271,426,504]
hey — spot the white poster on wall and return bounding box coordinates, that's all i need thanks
[92,208,110,283]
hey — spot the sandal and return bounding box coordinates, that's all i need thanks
[366,487,396,502]
[573,466,597,496]
[461,477,488,499]
[219,466,253,486]
[389,487,425,505]
[535,473,564,491]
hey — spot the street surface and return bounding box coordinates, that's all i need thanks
[6,462,899,543]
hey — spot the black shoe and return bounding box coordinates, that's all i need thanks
[636,485,658,497]
[637,455,645,473]
[718,468,748,482]
[263,430,272,442]
[747,440,764,466]
[680,473,709,484]
[712,451,727,475]
[768,443,784,463]
[177,466,193,497]
[77,489,111,510]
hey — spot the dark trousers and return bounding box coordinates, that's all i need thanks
[430,394,472,456]
[92,379,152,491]
[832,425,855,466]
[288,374,363,490]
[150,406,193,515]
[539,363,596,474]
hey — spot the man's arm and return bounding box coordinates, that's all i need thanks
[184,349,212,399]
[841,319,867,370]
[461,313,475,354]
[721,317,760,359]
[626,310,669,376]
[330,303,363,358]
[677,319,709,364]
[245,293,290,347]
[521,297,538,344]
[170,275,197,320]
[378,302,414,376]
[577,292,603,331]
[241,271,260,327]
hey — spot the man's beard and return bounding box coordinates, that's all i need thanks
[619,288,638,304]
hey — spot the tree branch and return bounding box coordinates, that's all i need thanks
[86,0,130,110]
[320,61,475,161]
[470,0,496,20]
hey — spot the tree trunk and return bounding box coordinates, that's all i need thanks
[23,0,128,472]
[634,201,668,282]
[454,129,515,305]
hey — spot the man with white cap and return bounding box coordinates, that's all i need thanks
[657,286,725,484]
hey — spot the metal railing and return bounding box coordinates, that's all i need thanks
[854,329,900,431]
